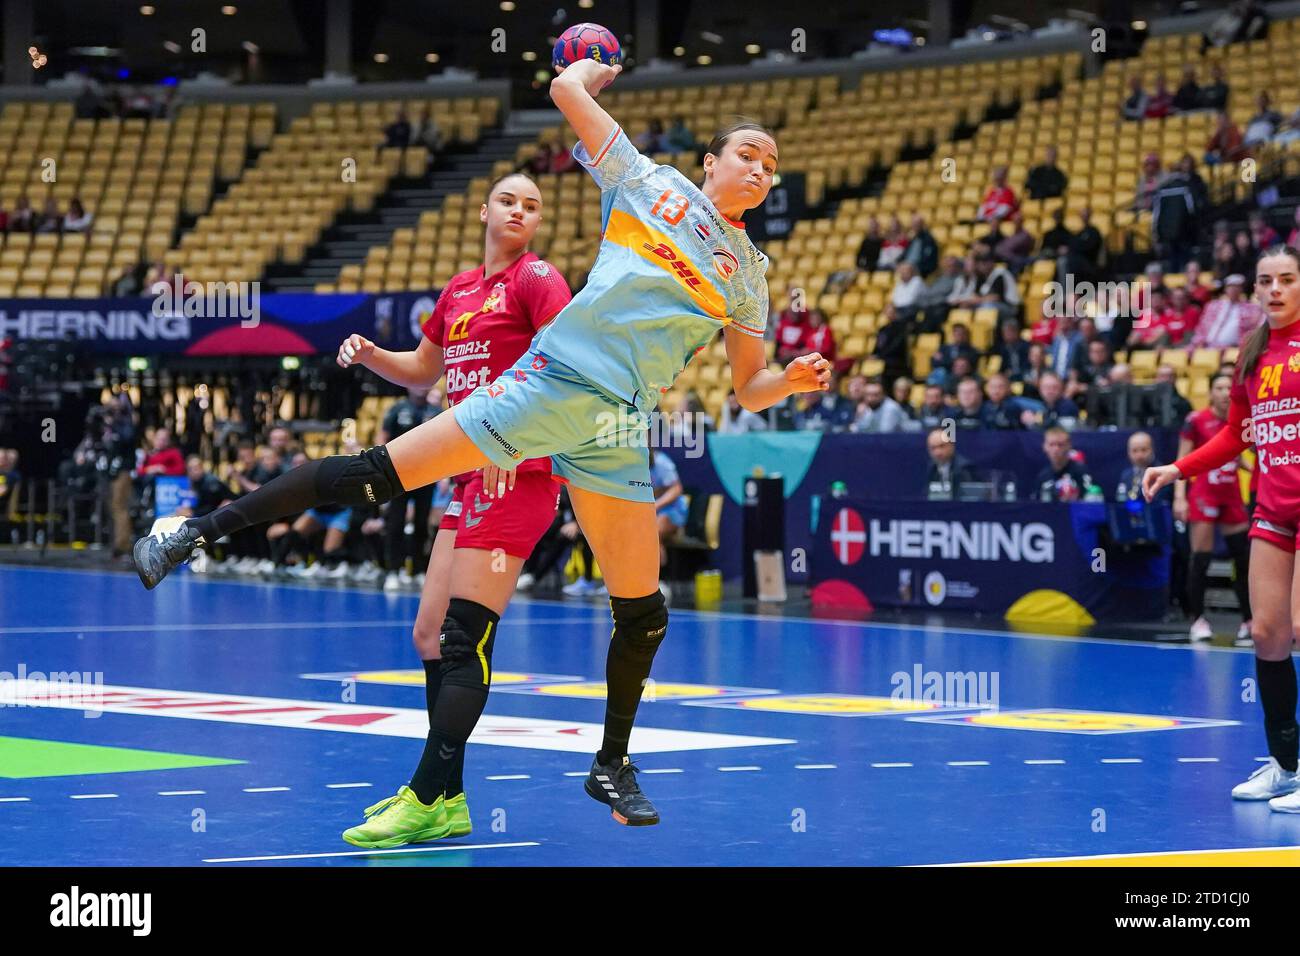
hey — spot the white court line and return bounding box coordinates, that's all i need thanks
[641,768,684,774]
[71,793,117,800]
[325,782,373,789]
[1101,758,1143,764]
[717,766,761,772]
[1177,757,1220,763]
[947,760,990,767]
[0,797,31,803]
[1256,756,1272,762]
[1024,759,1066,765]
[485,774,530,781]
[204,841,539,864]
[872,762,913,768]
[562,771,588,777]
[795,763,837,770]
[243,786,291,793]
[158,790,205,796]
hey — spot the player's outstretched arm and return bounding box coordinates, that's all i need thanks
[337,333,445,390]
[723,326,830,412]
[549,59,622,163]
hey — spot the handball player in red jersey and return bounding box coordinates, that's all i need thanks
[1146,246,1300,811]
[335,171,572,847]
[1175,372,1252,644]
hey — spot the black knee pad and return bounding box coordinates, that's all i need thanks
[315,446,404,508]
[438,598,500,689]
[610,591,668,664]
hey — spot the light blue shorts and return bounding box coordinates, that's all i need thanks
[452,349,655,503]
[305,507,352,533]
[659,497,689,527]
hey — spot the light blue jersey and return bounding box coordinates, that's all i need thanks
[531,124,771,415]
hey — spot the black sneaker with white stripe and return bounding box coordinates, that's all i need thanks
[133,516,205,590]
[584,753,660,826]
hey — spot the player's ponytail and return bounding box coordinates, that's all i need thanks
[1238,244,1300,383]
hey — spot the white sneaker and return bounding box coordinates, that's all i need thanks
[359,562,383,582]
[1235,621,1254,647]
[189,550,210,574]
[1269,787,1300,812]
[562,579,595,597]
[398,568,415,585]
[658,581,672,601]
[383,571,403,592]
[1189,617,1213,642]
[515,572,535,591]
[1232,758,1300,800]
[326,562,351,579]
[255,558,277,575]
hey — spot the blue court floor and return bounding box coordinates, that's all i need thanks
[1,564,1297,867]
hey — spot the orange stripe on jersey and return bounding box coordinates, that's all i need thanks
[603,208,729,319]
[590,126,620,166]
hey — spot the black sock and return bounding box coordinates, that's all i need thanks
[187,460,327,543]
[446,747,465,799]
[409,601,498,803]
[1257,656,1299,772]
[598,593,667,764]
[1188,551,1211,619]
[1226,532,1252,620]
[405,659,444,805]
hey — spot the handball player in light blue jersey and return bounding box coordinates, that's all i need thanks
[136,56,832,827]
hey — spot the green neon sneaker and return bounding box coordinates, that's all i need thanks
[341,786,453,849]
[442,792,472,838]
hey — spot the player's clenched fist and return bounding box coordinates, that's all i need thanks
[337,333,374,370]
[784,352,833,393]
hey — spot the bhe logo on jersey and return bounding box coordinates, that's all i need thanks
[712,248,740,280]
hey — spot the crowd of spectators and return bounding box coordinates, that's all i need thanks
[0,197,93,235]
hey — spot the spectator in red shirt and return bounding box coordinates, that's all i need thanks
[803,309,845,373]
[1287,205,1300,248]
[1128,287,1175,348]
[1028,300,1059,345]
[1184,259,1214,307]
[774,285,809,365]
[136,427,185,477]
[1249,209,1279,250]
[1145,74,1174,118]
[1205,111,1247,165]
[977,166,1018,222]
[1161,286,1202,346]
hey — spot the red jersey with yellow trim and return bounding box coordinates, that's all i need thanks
[422,251,571,475]
[1176,321,1300,521]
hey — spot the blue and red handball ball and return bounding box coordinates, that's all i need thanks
[552,22,621,71]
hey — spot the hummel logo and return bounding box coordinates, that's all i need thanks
[439,743,456,760]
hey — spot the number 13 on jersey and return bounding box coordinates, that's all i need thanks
[651,190,689,226]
